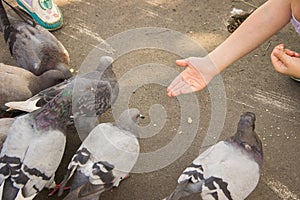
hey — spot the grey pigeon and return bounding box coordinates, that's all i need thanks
[0,67,116,199]
[0,84,73,200]
[5,78,72,113]
[5,56,118,111]
[5,56,118,137]
[0,0,71,77]
[164,112,263,200]
[57,108,144,200]
[0,63,69,114]
[73,56,119,137]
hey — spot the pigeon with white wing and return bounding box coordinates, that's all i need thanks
[5,56,118,115]
[164,112,263,200]
[0,63,69,116]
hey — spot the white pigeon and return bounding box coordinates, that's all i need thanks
[57,108,144,200]
[164,112,263,200]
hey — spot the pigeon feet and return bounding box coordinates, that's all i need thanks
[48,183,71,197]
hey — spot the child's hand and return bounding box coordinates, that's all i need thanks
[167,56,219,97]
[270,44,300,78]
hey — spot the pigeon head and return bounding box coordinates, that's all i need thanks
[231,112,263,162]
[116,108,144,135]
[97,56,114,73]
[96,56,119,104]
[28,69,71,95]
[39,69,70,84]
[49,63,72,79]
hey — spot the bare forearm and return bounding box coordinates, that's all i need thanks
[209,0,292,72]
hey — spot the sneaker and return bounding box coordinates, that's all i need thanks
[16,0,63,31]
[291,76,300,82]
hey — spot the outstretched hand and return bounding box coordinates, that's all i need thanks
[270,44,300,78]
[167,56,219,97]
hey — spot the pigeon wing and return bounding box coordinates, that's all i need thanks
[192,141,260,200]
[20,129,66,197]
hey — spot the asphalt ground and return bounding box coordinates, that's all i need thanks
[0,0,300,199]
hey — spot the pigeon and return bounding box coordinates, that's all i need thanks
[0,84,73,200]
[5,56,119,137]
[0,63,70,114]
[164,112,263,200]
[0,0,71,77]
[227,8,254,33]
[4,78,72,113]
[0,66,117,200]
[72,56,119,137]
[57,108,144,200]
[5,56,118,110]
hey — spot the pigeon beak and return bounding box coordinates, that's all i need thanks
[139,114,145,119]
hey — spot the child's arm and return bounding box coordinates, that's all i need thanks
[168,0,292,97]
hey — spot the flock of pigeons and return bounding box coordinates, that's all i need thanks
[0,1,264,200]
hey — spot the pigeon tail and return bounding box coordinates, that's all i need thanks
[63,181,107,200]
[2,178,19,200]
[57,165,78,196]
[163,180,202,200]
[5,97,41,113]
[0,0,10,28]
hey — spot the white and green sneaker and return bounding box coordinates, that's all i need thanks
[291,76,300,82]
[16,0,63,31]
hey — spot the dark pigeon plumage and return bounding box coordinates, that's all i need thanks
[58,108,144,200]
[164,112,263,200]
[0,63,118,199]
[5,56,118,137]
[0,63,69,114]
[5,78,72,113]
[6,56,118,109]
[0,0,71,77]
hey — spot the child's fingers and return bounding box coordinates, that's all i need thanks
[284,48,300,57]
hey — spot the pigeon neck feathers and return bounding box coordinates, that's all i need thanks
[228,112,263,166]
[115,108,144,136]
[32,87,73,131]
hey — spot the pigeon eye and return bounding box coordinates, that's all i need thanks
[136,114,145,119]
